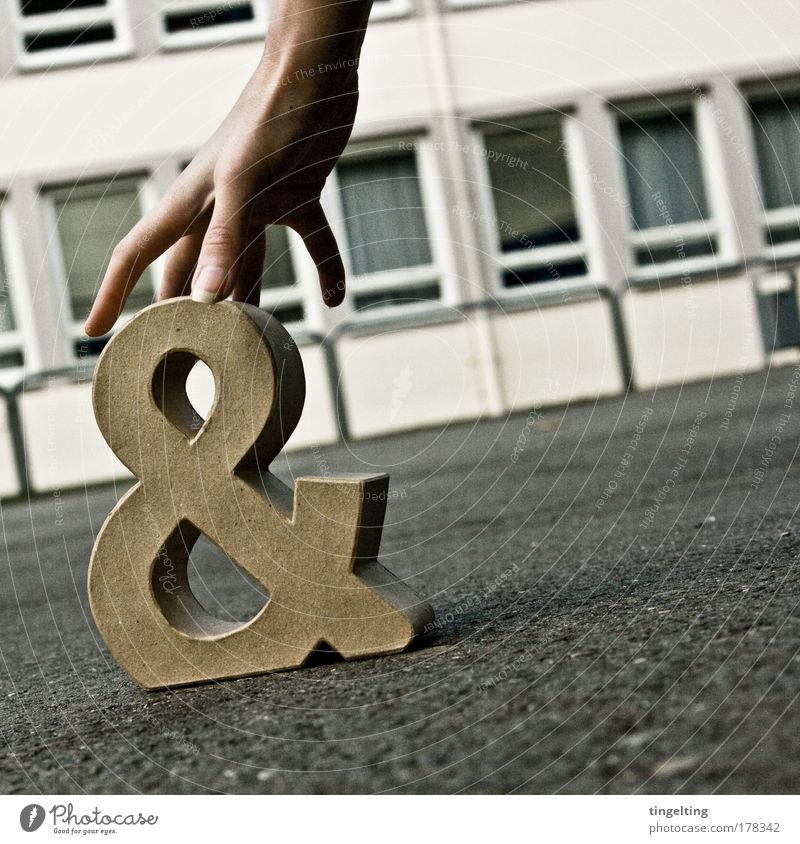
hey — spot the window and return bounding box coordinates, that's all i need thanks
[46,176,155,333]
[258,225,304,325]
[335,146,441,313]
[445,0,516,8]
[157,0,402,48]
[0,232,23,371]
[11,0,131,69]
[480,120,587,289]
[749,94,800,253]
[156,0,268,49]
[617,104,716,269]
[370,0,411,21]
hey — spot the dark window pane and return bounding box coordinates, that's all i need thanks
[353,283,440,311]
[165,4,255,34]
[0,247,15,333]
[24,23,115,52]
[260,226,295,290]
[484,124,579,251]
[750,98,800,211]
[766,220,800,247]
[0,351,24,368]
[338,153,432,275]
[20,0,104,15]
[757,289,800,350]
[502,259,587,288]
[74,336,109,357]
[634,236,716,266]
[264,303,304,324]
[50,177,154,321]
[619,110,708,229]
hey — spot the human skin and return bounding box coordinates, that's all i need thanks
[84,0,374,338]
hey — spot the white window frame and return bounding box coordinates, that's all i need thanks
[258,226,307,330]
[369,0,412,22]
[471,116,590,300]
[323,136,454,321]
[746,83,800,263]
[445,0,516,9]
[613,97,724,282]
[41,173,158,354]
[0,201,27,387]
[9,0,132,70]
[155,0,268,50]
[762,206,800,261]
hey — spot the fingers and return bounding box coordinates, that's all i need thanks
[231,227,266,307]
[159,230,205,301]
[84,203,192,337]
[289,201,345,307]
[190,185,248,304]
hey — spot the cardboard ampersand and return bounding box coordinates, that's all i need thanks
[88,299,434,689]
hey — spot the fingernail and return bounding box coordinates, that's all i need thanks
[191,266,226,303]
[191,288,217,304]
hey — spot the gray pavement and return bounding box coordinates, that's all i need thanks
[1,365,799,794]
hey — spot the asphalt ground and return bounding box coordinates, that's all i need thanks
[0,365,798,794]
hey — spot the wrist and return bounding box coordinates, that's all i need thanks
[259,48,360,96]
[257,0,369,95]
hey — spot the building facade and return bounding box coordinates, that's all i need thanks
[0,0,799,497]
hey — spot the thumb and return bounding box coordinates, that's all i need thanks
[191,190,247,304]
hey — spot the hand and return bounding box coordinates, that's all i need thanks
[84,55,359,337]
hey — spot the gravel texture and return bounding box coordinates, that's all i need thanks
[1,366,798,794]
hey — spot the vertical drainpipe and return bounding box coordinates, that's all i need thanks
[568,95,636,391]
[417,0,506,417]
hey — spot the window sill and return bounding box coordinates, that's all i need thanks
[14,41,133,74]
[335,300,461,337]
[156,25,267,53]
[627,259,745,291]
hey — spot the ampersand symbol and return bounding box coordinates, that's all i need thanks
[88,299,434,689]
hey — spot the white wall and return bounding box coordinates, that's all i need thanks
[20,382,130,493]
[5,1,800,182]
[623,276,766,390]
[0,399,20,498]
[0,19,434,181]
[446,0,800,113]
[493,298,624,410]
[336,320,495,438]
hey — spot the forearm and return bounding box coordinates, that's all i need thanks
[259,0,373,93]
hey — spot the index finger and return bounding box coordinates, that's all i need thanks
[84,203,195,337]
